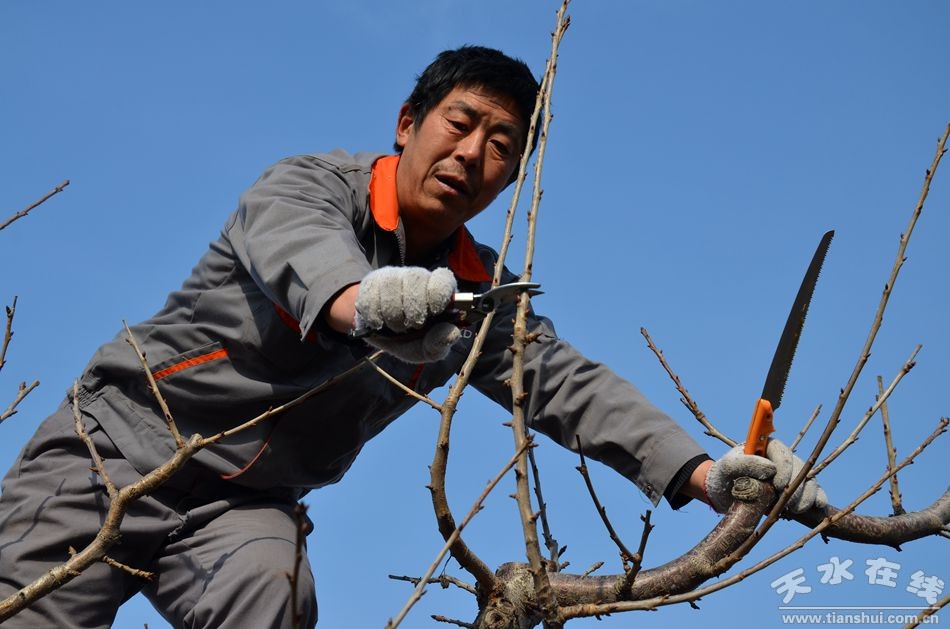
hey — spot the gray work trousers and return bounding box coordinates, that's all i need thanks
[0,401,318,628]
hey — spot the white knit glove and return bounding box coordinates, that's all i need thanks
[705,439,828,514]
[353,266,460,363]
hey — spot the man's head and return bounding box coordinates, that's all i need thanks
[395,46,540,162]
[394,46,540,259]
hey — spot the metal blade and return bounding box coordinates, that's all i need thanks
[760,230,834,410]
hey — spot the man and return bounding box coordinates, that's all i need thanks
[0,46,824,628]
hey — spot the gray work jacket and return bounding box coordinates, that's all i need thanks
[75,150,706,506]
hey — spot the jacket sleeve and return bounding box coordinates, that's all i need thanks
[226,155,374,340]
[469,302,709,507]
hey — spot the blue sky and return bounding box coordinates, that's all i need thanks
[1,2,948,627]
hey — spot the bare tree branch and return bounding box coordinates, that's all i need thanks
[507,5,571,625]
[904,591,949,628]
[527,444,561,570]
[0,344,384,621]
[1,297,19,374]
[432,615,476,628]
[622,510,653,591]
[790,404,822,452]
[0,180,69,232]
[0,380,39,424]
[811,123,949,483]
[0,297,40,425]
[124,321,185,448]
[877,375,905,516]
[387,441,531,629]
[425,0,567,601]
[100,555,154,581]
[389,574,477,596]
[72,382,117,500]
[810,345,919,478]
[365,358,442,411]
[575,436,636,570]
[580,562,604,578]
[552,417,948,620]
[640,327,736,447]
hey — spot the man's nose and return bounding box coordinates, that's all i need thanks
[453,131,484,167]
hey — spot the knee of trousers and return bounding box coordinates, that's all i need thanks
[176,548,319,629]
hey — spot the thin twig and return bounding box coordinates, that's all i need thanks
[507,6,571,626]
[199,351,382,447]
[904,592,948,629]
[790,404,822,452]
[528,444,561,569]
[0,380,39,424]
[581,562,604,577]
[575,436,636,568]
[1,297,19,373]
[640,327,736,447]
[810,122,949,486]
[124,322,184,448]
[621,510,653,591]
[431,616,476,629]
[425,0,568,598]
[386,441,531,629]
[810,346,919,478]
[877,375,905,516]
[72,382,118,499]
[101,556,154,581]
[0,297,40,424]
[388,574,476,595]
[0,180,69,232]
[365,358,442,411]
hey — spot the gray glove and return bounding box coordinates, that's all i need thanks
[353,266,460,363]
[705,439,828,514]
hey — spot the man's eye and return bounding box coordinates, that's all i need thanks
[491,140,511,156]
[448,119,468,132]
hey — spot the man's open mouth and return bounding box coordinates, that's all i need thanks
[434,173,471,197]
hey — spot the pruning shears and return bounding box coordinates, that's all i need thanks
[451,281,543,325]
[352,281,542,338]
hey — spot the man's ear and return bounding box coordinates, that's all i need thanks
[394,103,414,150]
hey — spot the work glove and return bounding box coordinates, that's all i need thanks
[704,439,828,515]
[353,266,460,363]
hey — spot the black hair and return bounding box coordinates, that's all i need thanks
[395,46,541,164]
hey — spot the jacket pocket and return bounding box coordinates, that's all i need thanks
[151,343,230,381]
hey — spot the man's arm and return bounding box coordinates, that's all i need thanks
[230,154,374,341]
[324,284,359,334]
[684,459,715,505]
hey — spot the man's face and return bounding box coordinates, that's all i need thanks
[395,85,525,253]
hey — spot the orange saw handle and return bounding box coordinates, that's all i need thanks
[744,398,775,456]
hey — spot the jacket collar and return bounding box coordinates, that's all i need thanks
[369,155,491,283]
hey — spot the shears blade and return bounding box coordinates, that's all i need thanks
[453,281,543,320]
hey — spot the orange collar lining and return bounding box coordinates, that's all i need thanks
[369,155,400,232]
[448,228,493,283]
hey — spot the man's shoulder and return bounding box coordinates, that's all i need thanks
[273,149,386,176]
